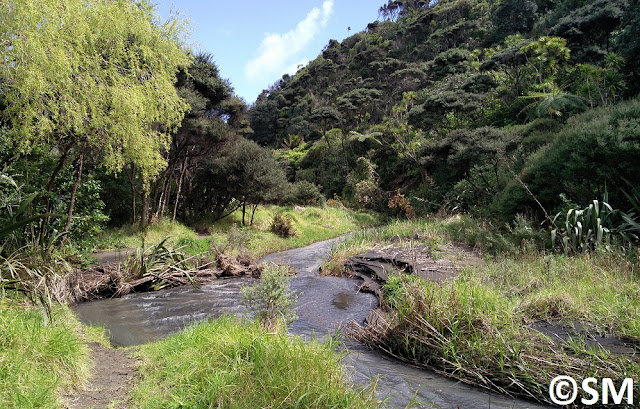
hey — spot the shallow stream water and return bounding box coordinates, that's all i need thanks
[73,237,550,408]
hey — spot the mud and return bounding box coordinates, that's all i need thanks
[63,343,137,409]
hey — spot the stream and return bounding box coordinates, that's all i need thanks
[73,237,550,408]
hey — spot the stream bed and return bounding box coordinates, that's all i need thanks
[74,237,550,408]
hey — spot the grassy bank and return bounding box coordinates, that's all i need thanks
[130,316,377,408]
[329,217,640,404]
[98,205,379,259]
[0,304,377,409]
[0,304,95,408]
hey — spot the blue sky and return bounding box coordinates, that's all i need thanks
[154,1,387,104]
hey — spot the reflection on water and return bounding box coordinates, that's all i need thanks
[73,237,549,409]
[332,292,355,310]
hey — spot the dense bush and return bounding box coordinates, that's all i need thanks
[284,180,323,205]
[493,99,640,220]
[269,212,296,238]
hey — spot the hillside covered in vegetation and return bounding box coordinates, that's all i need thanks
[249,0,640,224]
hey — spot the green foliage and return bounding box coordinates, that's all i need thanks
[347,157,383,210]
[0,192,53,244]
[131,317,376,408]
[495,98,640,220]
[0,249,66,322]
[282,134,305,150]
[192,138,288,223]
[551,199,617,253]
[241,264,298,330]
[519,91,587,120]
[615,0,640,96]
[284,181,323,206]
[0,0,191,185]
[491,0,538,42]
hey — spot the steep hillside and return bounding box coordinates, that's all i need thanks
[249,0,639,220]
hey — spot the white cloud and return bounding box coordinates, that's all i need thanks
[244,1,334,84]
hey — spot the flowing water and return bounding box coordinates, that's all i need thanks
[73,238,550,408]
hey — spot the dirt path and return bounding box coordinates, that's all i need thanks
[63,343,137,409]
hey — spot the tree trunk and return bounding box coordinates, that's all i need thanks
[37,145,71,246]
[128,163,137,225]
[172,160,187,221]
[250,202,260,226]
[149,179,160,224]
[63,150,84,234]
[323,129,332,148]
[242,199,247,226]
[157,174,171,220]
[140,190,149,229]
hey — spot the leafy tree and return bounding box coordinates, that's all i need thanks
[145,53,238,224]
[0,0,190,235]
[310,107,344,148]
[576,57,624,107]
[192,138,287,226]
[491,0,538,42]
[248,96,280,146]
[520,36,571,90]
[616,0,640,96]
[337,88,383,127]
[550,0,625,62]
[346,157,382,209]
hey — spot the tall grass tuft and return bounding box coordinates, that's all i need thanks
[0,248,70,322]
[130,316,377,409]
[0,304,90,408]
[346,272,640,404]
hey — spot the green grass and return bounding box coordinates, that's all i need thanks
[333,217,640,404]
[130,316,377,409]
[0,303,93,409]
[98,205,379,260]
[96,218,200,250]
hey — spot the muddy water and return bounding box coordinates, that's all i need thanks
[73,238,549,409]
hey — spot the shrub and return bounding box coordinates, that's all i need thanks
[241,264,298,330]
[269,213,296,238]
[326,193,345,208]
[284,180,323,205]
